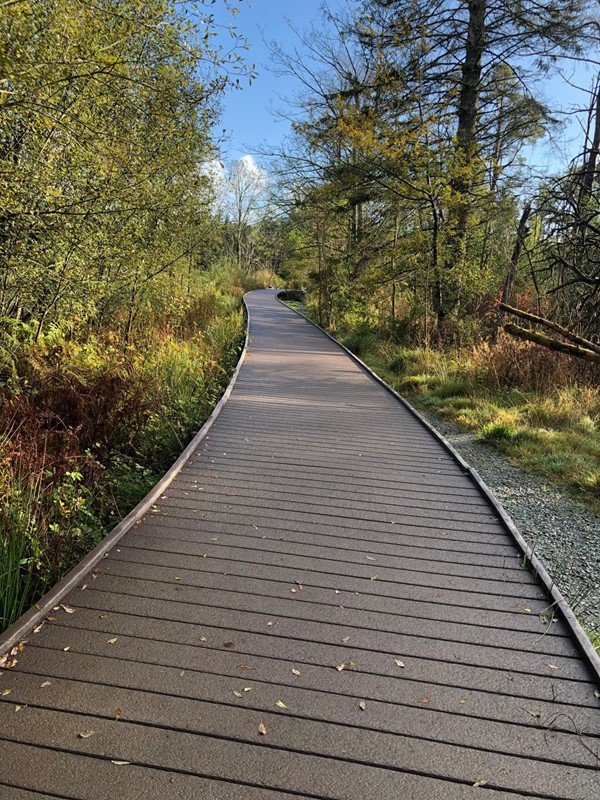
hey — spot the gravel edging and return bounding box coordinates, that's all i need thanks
[416,406,600,637]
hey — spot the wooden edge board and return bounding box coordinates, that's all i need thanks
[275,290,600,684]
[0,297,252,657]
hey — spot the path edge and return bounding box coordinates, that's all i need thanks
[277,292,600,684]
[0,297,252,657]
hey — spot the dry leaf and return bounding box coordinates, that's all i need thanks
[336,663,345,672]
[1,688,11,696]
[233,691,243,698]
[33,624,44,634]
[15,705,24,712]
[595,689,600,699]
[63,646,70,652]
[199,637,207,642]
[60,604,75,614]
[244,687,252,692]
[275,700,288,709]
[107,637,118,644]
[78,730,96,739]
[420,697,430,704]
[114,708,122,720]
[370,575,379,581]
[359,700,366,711]
[547,664,558,670]
[239,664,254,670]
[40,681,51,688]
[111,761,130,766]
[394,659,405,668]
[258,722,267,735]
[17,641,26,652]
[179,671,185,677]
[334,590,340,594]
[365,556,376,561]
[266,622,274,627]
[99,614,108,620]
[473,780,488,788]
[342,636,350,643]
[175,577,181,581]
[526,709,540,718]
[292,669,301,676]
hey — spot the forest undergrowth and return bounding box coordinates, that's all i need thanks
[0,264,273,633]
[289,302,600,516]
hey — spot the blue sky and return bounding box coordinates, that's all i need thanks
[213,0,343,162]
[213,0,596,175]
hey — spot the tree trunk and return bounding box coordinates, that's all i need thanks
[501,203,531,307]
[441,0,487,329]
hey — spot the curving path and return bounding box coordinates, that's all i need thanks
[0,290,599,799]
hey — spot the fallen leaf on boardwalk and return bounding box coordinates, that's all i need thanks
[365,556,376,561]
[99,614,108,620]
[179,671,185,677]
[547,664,558,670]
[81,584,88,590]
[266,622,274,627]
[175,577,181,581]
[233,691,243,698]
[107,638,118,644]
[459,698,467,705]
[16,641,26,652]
[342,637,350,643]
[40,681,51,688]
[336,663,345,672]
[223,642,235,649]
[244,687,252,692]
[63,646,70,652]
[46,616,56,622]
[370,575,379,581]
[199,637,207,642]
[60,604,75,614]
[420,697,430,704]
[33,624,44,634]
[52,606,60,611]
[526,709,540,718]
[394,659,405,668]
[15,705,24,712]
[1,689,11,696]
[522,608,532,613]
[473,780,488,788]
[291,588,297,593]
[359,700,366,711]
[239,664,254,670]
[258,722,267,735]
[595,690,600,699]
[276,700,288,709]
[335,590,340,595]
[111,761,130,766]
[78,730,96,739]
[114,708,122,720]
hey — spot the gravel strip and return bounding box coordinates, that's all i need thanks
[417,408,600,637]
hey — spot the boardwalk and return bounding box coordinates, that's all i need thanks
[0,289,599,799]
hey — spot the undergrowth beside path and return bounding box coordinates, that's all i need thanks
[0,265,270,633]
[340,331,600,516]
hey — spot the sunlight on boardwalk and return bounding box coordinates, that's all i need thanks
[0,290,599,799]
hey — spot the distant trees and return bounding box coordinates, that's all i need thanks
[267,0,600,347]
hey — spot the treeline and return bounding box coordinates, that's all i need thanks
[0,0,266,630]
[269,0,600,356]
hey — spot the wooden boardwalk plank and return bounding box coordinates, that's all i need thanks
[1,289,599,799]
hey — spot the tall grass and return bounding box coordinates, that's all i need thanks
[0,261,249,632]
[335,328,600,512]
